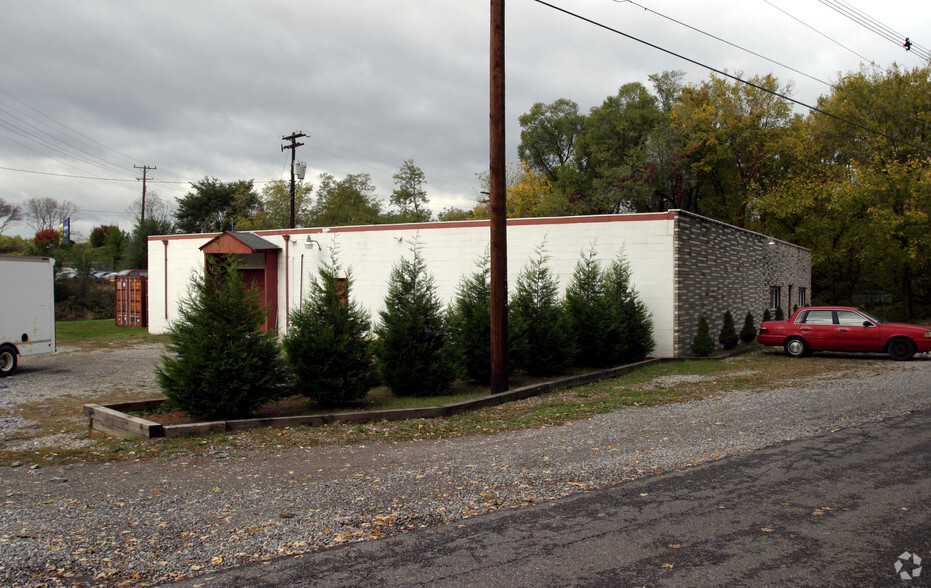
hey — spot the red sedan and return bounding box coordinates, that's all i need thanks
[758,306,931,361]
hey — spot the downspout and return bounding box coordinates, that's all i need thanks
[162,240,169,320]
[282,235,290,334]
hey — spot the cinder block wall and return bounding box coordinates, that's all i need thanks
[673,212,811,357]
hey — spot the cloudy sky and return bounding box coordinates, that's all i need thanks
[1,0,928,239]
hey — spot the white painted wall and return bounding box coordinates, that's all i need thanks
[148,213,678,356]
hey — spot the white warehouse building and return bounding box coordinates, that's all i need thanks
[147,210,811,358]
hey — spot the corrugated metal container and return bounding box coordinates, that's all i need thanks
[115,276,148,327]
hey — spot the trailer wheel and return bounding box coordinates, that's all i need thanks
[0,345,17,378]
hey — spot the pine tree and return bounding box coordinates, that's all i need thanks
[775,306,785,320]
[284,253,377,407]
[718,310,739,350]
[375,244,456,396]
[692,315,715,357]
[156,255,288,420]
[448,253,492,384]
[739,311,757,343]
[762,308,772,322]
[605,254,655,363]
[564,247,614,367]
[509,244,574,376]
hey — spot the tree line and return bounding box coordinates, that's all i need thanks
[502,66,931,319]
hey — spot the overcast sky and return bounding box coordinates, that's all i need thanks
[1,0,928,240]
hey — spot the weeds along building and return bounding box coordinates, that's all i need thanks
[147,210,810,358]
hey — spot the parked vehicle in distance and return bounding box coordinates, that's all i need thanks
[114,269,148,277]
[758,306,931,361]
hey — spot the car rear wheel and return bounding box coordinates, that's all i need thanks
[0,345,17,377]
[887,338,916,361]
[784,337,809,358]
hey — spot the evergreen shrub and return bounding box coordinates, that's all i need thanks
[605,254,655,363]
[739,311,757,343]
[564,248,614,368]
[284,254,377,407]
[718,310,739,350]
[692,316,715,357]
[448,253,492,384]
[509,245,574,376]
[156,255,288,420]
[374,244,456,396]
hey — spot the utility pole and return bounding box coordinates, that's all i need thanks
[489,0,508,394]
[281,131,307,229]
[134,165,156,223]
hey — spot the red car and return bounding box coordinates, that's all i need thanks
[758,306,931,361]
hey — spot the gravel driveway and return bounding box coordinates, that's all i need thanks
[0,346,929,587]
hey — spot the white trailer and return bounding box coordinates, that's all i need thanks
[0,256,56,377]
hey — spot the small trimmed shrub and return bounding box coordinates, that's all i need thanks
[448,253,492,384]
[775,306,785,321]
[718,310,738,350]
[739,311,757,343]
[284,254,377,407]
[375,244,456,396]
[509,244,574,376]
[156,255,288,420]
[692,315,715,357]
[762,308,772,322]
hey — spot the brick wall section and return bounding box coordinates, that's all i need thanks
[673,211,811,357]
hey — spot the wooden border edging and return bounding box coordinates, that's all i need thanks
[85,350,756,440]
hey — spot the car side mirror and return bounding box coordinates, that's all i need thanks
[863,321,874,327]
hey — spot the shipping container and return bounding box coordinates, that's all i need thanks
[115,275,148,327]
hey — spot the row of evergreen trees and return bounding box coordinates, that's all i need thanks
[691,310,768,357]
[158,246,655,420]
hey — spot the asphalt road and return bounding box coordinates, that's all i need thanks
[171,407,931,587]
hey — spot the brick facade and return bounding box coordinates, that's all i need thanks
[673,211,811,357]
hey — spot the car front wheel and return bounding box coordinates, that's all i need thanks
[887,338,916,361]
[784,337,809,358]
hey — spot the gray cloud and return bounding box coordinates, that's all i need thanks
[1,0,926,239]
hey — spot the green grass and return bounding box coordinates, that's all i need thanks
[56,319,169,348]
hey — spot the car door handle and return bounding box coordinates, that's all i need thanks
[839,328,849,332]
[801,327,811,331]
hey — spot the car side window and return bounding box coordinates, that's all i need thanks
[799,310,834,325]
[837,310,869,326]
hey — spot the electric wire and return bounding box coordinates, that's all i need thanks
[611,0,931,133]
[819,0,931,62]
[763,0,874,64]
[533,0,931,155]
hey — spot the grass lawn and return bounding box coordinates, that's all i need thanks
[56,318,169,349]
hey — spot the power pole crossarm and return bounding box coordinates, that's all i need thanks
[281,131,307,229]
[134,165,156,223]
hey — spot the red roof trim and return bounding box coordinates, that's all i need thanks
[148,211,677,242]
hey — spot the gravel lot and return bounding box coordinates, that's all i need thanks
[0,345,929,587]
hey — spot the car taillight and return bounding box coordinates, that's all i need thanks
[759,327,768,333]
[924,331,931,338]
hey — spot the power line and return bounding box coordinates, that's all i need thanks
[611,0,931,133]
[532,0,931,155]
[763,0,874,64]
[819,0,931,62]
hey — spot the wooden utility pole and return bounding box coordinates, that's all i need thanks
[134,165,155,223]
[281,131,306,229]
[490,0,508,394]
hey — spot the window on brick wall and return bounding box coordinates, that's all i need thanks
[769,286,781,310]
[798,287,807,308]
